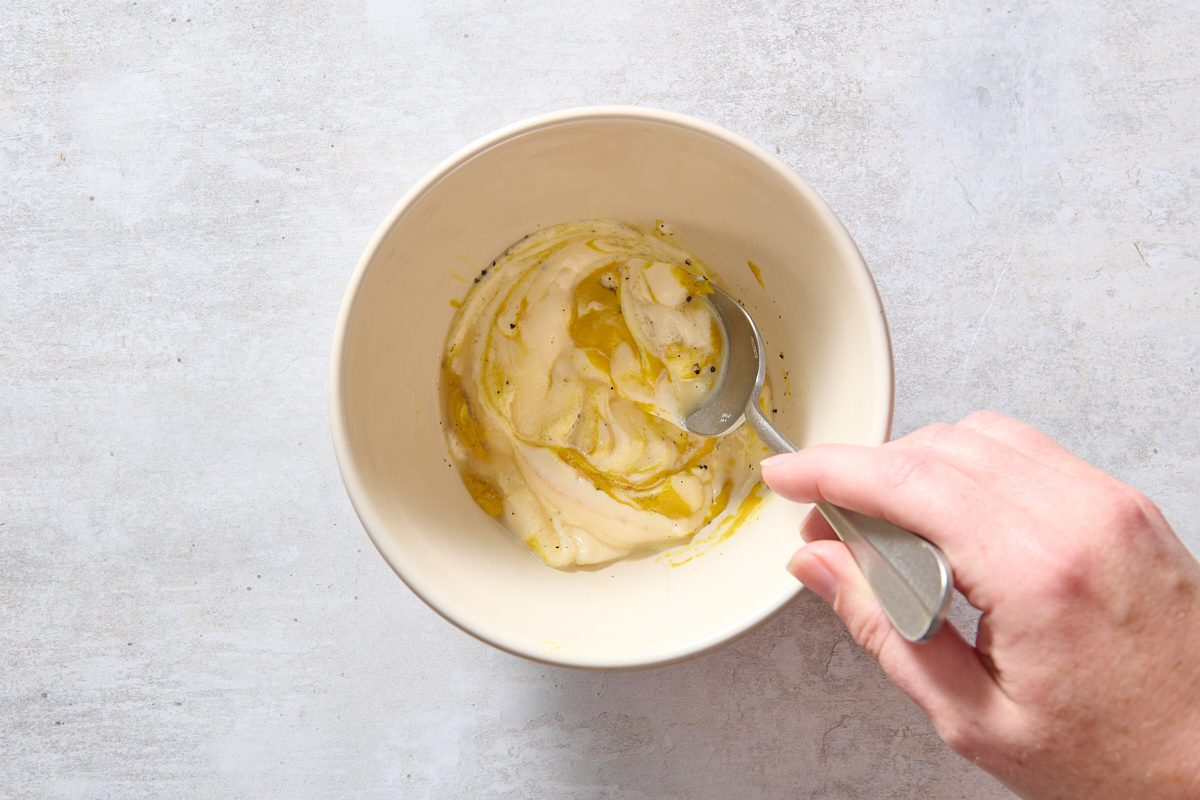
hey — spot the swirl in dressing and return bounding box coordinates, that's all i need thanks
[441,220,767,567]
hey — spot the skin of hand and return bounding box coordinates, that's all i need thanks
[760,411,1200,800]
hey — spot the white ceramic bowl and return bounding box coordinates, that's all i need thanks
[330,107,893,669]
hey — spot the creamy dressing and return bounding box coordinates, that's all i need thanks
[441,220,766,568]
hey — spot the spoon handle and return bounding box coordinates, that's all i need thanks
[746,404,953,642]
[813,503,953,642]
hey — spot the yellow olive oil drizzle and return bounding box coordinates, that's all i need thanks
[746,259,765,288]
[660,482,769,568]
[440,220,769,567]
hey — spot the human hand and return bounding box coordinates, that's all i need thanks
[760,411,1200,800]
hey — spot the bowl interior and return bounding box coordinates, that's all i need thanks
[334,111,892,668]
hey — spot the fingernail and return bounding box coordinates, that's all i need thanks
[760,454,791,470]
[788,551,837,603]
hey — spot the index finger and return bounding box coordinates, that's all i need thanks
[761,443,1021,612]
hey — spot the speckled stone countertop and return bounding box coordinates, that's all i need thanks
[3,2,1197,798]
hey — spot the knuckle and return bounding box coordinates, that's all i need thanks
[847,607,896,662]
[904,421,954,445]
[880,449,938,492]
[1036,539,1097,600]
[1030,486,1160,601]
[1105,488,1154,531]
[934,714,981,759]
[961,409,1004,429]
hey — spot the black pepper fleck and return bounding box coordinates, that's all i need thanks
[709,366,716,373]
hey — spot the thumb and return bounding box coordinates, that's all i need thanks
[791,540,1002,750]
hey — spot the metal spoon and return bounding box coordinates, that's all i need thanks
[686,285,953,643]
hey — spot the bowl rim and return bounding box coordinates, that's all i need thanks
[329,105,896,670]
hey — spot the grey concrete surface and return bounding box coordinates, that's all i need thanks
[3,1,1197,798]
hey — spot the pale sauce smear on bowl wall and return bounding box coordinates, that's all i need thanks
[441,220,767,568]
